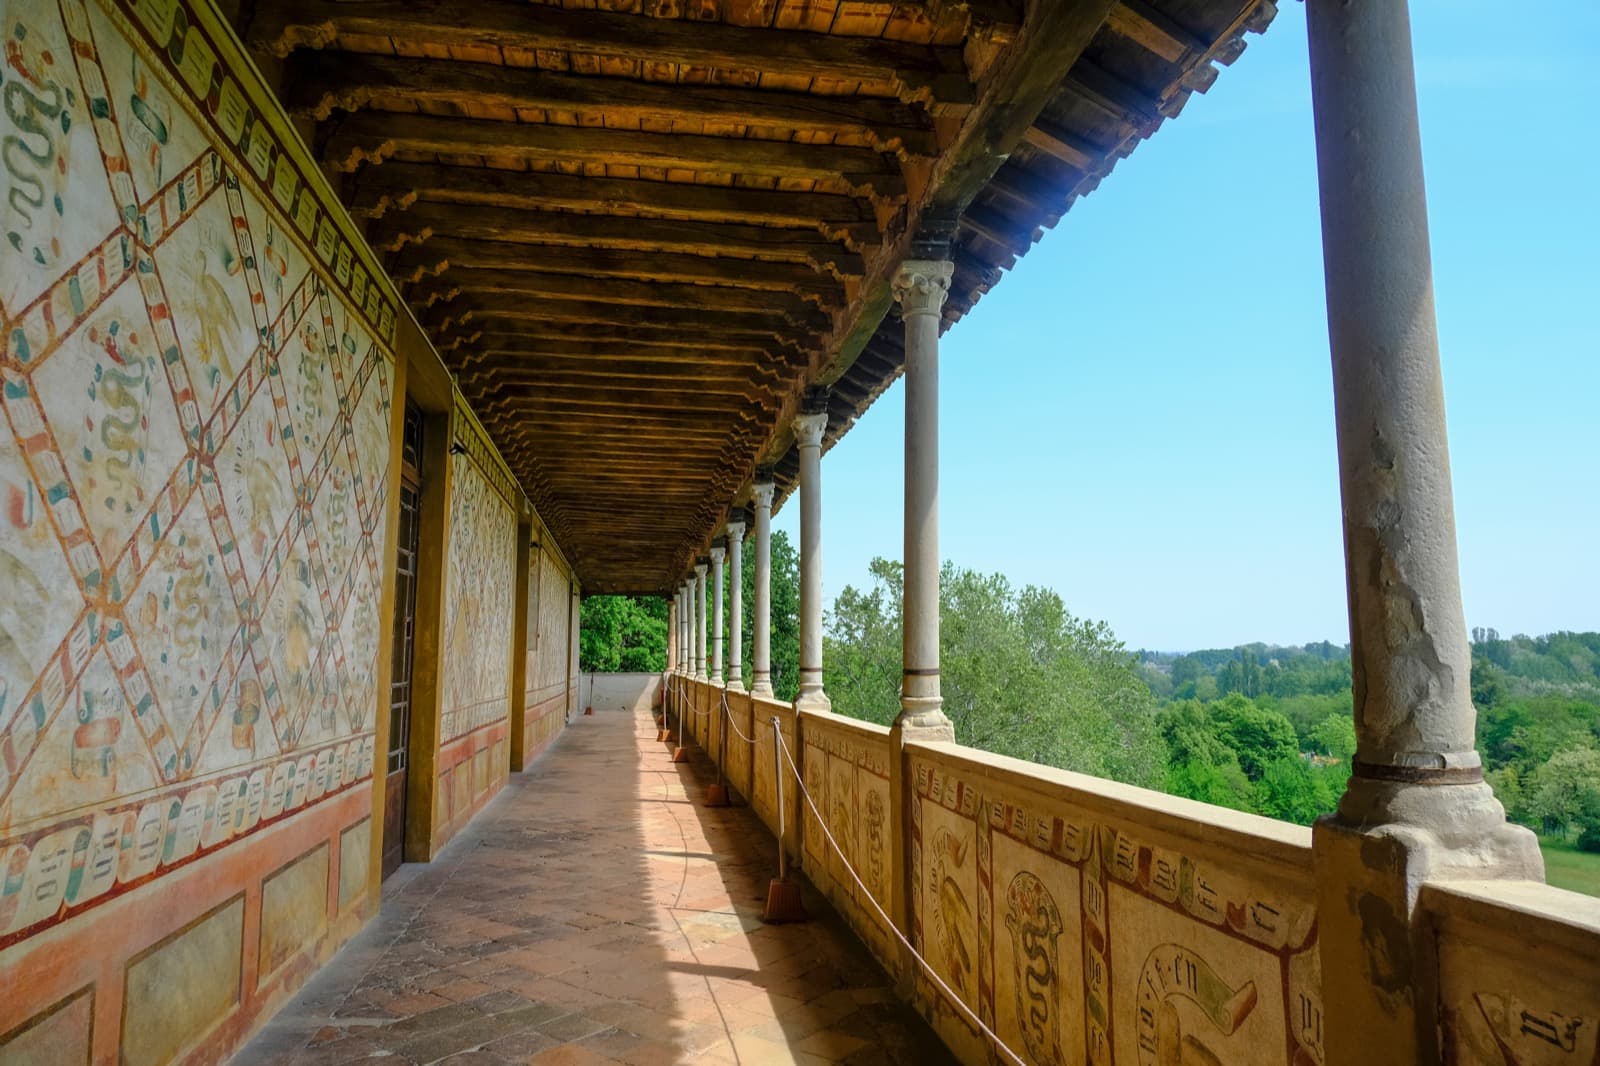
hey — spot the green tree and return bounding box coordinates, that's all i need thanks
[825,559,1166,788]
[1256,756,1339,824]
[579,595,667,672]
[1208,694,1299,781]
[1310,713,1356,762]
[1527,745,1600,840]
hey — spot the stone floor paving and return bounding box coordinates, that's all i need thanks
[236,708,955,1065]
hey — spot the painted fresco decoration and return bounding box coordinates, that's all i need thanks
[439,452,516,741]
[911,758,1323,1066]
[0,0,394,952]
[1005,870,1065,1064]
[3,13,77,269]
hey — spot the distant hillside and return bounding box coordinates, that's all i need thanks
[1137,631,1600,705]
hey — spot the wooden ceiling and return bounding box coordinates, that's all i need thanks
[244,0,1275,594]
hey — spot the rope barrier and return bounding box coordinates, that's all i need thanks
[703,688,1027,1066]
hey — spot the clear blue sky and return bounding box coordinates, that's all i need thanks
[774,1,1600,652]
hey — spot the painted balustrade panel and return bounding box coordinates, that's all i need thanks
[1423,880,1600,1065]
[726,688,754,799]
[748,694,798,851]
[798,710,896,971]
[907,742,1321,1066]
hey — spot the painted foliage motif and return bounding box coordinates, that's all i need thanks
[912,760,1322,1066]
[0,0,392,947]
[439,453,515,741]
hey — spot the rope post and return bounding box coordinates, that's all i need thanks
[705,688,731,806]
[762,717,807,923]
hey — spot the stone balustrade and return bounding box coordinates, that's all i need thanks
[669,674,1600,1066]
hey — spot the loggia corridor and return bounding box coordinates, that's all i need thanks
[0,0,1595,1063]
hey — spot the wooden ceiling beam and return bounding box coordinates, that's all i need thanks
[287,53,937,156]
[447,323,802,354]
[1021,120,1105,173]
[247,0,973,109]
[373,204,864,278]
[324,112,904,199]
[465,357,777,386]
[436,294,810,338]
[392,239,845,303]
[355,166,873,247]
[1105,0,1207,64]
[460,370,779,401]
[460,344,774,369]
[410,270,829,327]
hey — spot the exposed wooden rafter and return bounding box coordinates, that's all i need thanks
[247,0,974,109]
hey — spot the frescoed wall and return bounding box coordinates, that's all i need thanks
[0,0,538,1060]
[524,542,573,761]
[431,433,517,847]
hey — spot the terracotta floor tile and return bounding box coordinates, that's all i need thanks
[235,711,951,1066]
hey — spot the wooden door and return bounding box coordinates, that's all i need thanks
[382,403,423,879]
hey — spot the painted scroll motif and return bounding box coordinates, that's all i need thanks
[912,759,1322,1066]
[0,0,391,949]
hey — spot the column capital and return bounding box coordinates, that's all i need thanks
[751,481,775,510]
[709,544,726,564]
[891,259,954,320]
[792,410,828,449]
[693,561,707,578]
[725,517,746,540]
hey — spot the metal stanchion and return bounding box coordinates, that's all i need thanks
[761,716,806,923]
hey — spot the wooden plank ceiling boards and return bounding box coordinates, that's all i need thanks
[246,0,1277,594]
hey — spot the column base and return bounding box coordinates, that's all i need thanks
[1313,782,1542,1063]
[726,678,745,693]
[894,696,954,740]
[794,687,832,714]
[711,675,724,686]
[750,678,774,698]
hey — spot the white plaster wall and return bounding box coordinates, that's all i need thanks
[582,672,662,714]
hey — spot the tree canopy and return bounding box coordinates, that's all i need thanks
[825,559,1167,789]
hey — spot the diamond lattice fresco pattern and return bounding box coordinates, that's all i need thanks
[0,0,393,947]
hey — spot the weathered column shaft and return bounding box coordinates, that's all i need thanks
[667,599,678,673]
[1306,3,1541,1062]
[727,517,746,691]
[710,545,726,684]
[694,563,708,679]
[682,583,692,676]
[793,400,830,712]
[893,261,955,735]
[1312,0,1476,782]
[751,478,775,698]
[678,586,690,673]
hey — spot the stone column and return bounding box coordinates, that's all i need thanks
[793,392,831,712]
[892,260,956,739]
[681,582,693,676]
[726,514,746,692]
[750,475,776,698]
[710,544,726,685]
[1306,1,1542,1061]
[667,597,678,673]
[674,586,684,673]
[694,562,708,680]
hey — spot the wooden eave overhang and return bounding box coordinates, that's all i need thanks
[246,0,1278,595]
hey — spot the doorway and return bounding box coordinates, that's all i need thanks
[382,400,424,879]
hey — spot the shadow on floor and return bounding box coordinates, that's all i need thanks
[233,708,953,1065]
